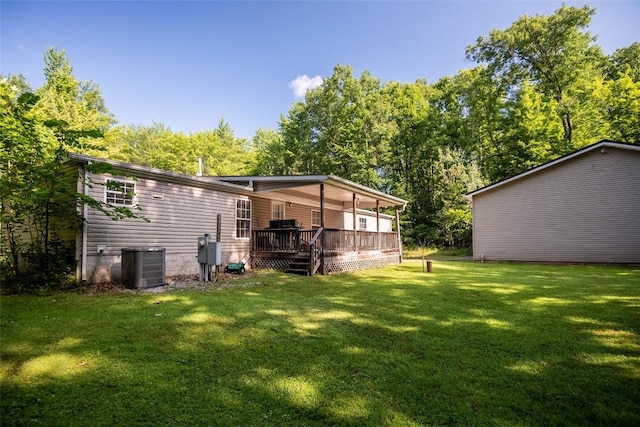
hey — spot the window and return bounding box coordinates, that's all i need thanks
[358,217,367,231]
[311,210,321,228]
[105,179,135,206]
[272,201,285,220]
[236,199,251,239]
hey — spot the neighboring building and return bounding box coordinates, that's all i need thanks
[466,140,640,263]
[66,154,407,283]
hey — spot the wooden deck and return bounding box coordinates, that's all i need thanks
[251,228,401,275]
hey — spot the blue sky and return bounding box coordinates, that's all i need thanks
[2,1,638,139]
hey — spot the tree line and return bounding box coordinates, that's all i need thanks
[255,5,639,246]
[2,5,639,285]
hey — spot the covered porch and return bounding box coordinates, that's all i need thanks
[218,175,407,275]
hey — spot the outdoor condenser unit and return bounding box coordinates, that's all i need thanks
[121,247,166,289]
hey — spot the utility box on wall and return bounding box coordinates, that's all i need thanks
[198,238,221,266]
[121,247,166,289]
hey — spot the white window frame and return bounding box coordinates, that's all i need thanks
[271,201,285,220]
[235,198,251,239]
[311,210,321,228]
[105,178,136,207]
[358,216,367,231]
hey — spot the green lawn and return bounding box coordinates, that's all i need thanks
[1,261,639,426]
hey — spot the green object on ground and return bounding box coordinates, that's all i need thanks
[224,262,246,274]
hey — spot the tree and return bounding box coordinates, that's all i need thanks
[278,65,394,188]
[431,147,486,247]
[1,81,50,277]
[606,42,640,83]
[36,47,114,132]
[251,128,287,175]
[193,119,256,176]
[491,79,564,179]
[1,80,141,293]
[115,122,193,173]
[102,119,255,176]
[383,80,439,245]
[603,73,640,143]
[467,4,605,149]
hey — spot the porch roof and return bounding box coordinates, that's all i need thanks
[215,175,407,209]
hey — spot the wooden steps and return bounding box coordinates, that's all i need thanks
[285,254,311,275]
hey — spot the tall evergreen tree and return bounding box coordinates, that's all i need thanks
[36,47,114,132]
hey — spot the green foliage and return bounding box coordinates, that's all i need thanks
[0,236,75,295]
[96,119,255,176]
[431,147,485,247]
[251,128,288,175]
[602,72,640,143]
[6,6,638,257]
[1,263,638,425]
[1,60,143,293]
[36,48,114,133]
[479,78,565,181]
[1,81,55,279]
[274,65,394,189]
[466,4,605,148]
[606,42,640,82]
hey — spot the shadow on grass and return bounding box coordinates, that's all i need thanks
[1,261,639,425]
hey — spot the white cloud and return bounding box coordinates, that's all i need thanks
[289,74,323,98]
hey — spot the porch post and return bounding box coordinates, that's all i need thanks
[352,193,358,253]
[320,183,325,274]
[376,200,381,250]
[395,207,403,263]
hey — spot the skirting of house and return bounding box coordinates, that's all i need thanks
[251,255,295,272]
[251,252,401,274]
[323,253,401,274]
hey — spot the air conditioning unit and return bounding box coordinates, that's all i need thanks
[121,247,166,289]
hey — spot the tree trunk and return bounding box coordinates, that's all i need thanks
[5,221,21,275]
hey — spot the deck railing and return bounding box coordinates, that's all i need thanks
[308,227,323,275]
[253,229,315,253]
[252,228,399,254]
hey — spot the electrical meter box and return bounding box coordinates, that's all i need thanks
[198,237,221,266]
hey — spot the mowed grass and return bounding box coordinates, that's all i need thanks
[1,261,639,426]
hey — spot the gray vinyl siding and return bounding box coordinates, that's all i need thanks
[472,147,640,263]
[84,172,250,282]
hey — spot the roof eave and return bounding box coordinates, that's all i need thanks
[326,175,407,207]
[217,174,407,208]
[65,153,254,194]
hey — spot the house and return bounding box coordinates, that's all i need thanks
[66,153,407,283]
[466,140,640,263]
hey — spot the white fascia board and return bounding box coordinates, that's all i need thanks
[326,175,408,207]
